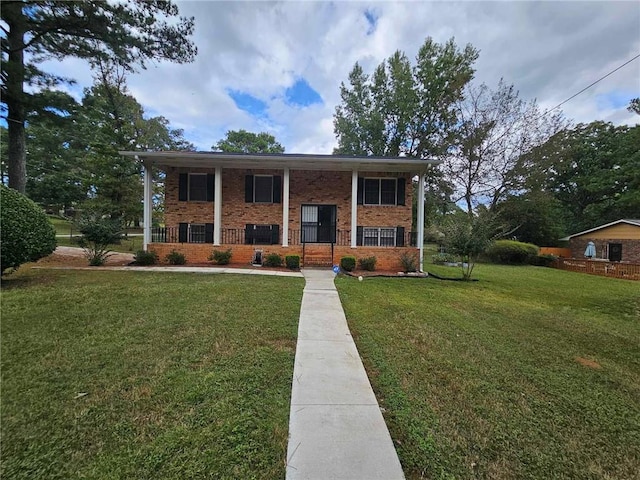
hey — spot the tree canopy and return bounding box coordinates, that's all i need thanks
[213,130,285,154]
[1,0,197,193]
[333,37,479,158]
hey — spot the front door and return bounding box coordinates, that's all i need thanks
[301,205,336,243]
[608,243,622,262]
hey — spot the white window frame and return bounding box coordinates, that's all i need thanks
[364,177,398,206]
[363,227,397,247]
[253,175,274,203]
[188,173,208,202]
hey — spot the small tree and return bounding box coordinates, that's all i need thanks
[76,216,123,266]
[441,213,494,280]
[0,185,56,272]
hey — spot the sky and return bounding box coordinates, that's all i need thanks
[39,0,640,153]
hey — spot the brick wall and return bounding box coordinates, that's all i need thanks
[164,167,413,235]
[149,243,420,271]
[569,237,640,263]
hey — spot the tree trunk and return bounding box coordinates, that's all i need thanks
[4,2,27,193]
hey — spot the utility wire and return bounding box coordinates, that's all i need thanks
[541,53,640,117]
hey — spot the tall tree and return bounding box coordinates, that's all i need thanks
[628,98,640,115]
[213,129,285,153]
[445,80,567,215]
[334,37,479,159]
[1,0,196,193]
[523,121,640,232]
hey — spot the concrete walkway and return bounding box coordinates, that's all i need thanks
[286,269,404,479]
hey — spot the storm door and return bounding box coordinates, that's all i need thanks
[301,205,337,243]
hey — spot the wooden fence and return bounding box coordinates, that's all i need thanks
[553,258,640,280]
[539,247,572,257]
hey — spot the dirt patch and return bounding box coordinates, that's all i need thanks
[37,247,135,267]
[575,357,602,369]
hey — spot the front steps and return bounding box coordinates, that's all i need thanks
[303,244,334,267]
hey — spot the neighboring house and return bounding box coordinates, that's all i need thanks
[561,219,640,263]
[120,151,440,270]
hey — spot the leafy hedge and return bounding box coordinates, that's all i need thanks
[340,256,356,272]
[1,185,57,272]
[486,240,539,265]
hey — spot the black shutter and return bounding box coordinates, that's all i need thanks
[245,175,254,202]
[206,174,215,202]
[205,223,214,243]
[273,175,282,203]
[179,173,188,201]
[179,223,188,242]
[357,177,364,205]
[396,226,405,247]
[356,226,363,246]
[271,224,279,244]
[397,178,405,206]
[245,224,254,244]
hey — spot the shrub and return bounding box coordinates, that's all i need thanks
[210,248,232,265]
[340,256,356,272]
[76,216,122,266]
[486,240,539,265]
[166,250,186,265]
[399,252,419,272]
[263,253,283,267]
[431,253,457,265]
[285,255,300,270]
[358,256,377,271]
[530,254,557,267]
[134,250,158,266]
[0,185,57,272]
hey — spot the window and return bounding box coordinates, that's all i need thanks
[178,173,213,202]
[254,175,273,203]
[245,175,282,203]
[363,227,397,247]
[189,224,206,243]
[188,174,208,201]
[364,178,398,205]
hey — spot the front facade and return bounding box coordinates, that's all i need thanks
[562,219,640,264]
[122,152,438,270]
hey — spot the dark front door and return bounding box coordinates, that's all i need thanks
[608,243,622,262]
[301,205,336,243]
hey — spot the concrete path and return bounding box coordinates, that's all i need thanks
[286,269,404,479]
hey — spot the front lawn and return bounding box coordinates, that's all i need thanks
[1,269,304,479]
[336,265,640,479]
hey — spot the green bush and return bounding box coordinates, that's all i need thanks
[263,253,283,267]
[210,248,232,265]
[431,252,457,264]
[399,252,419,272]
[76,216,123,266]
[486,240,539,265]
[134,250,158,266]
[340,256,356,272]
[530,254,557,267]
[358,256,377,271]
[285,255,300,270]
[0,185,57,272]
[165,249,187,265]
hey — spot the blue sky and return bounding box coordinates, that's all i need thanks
[22,1,640,152]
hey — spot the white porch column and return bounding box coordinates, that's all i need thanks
[417,172,426,272]
[142,159,153,251]
[282,167,290,247]
[214,166,222,245]
[351,170,358,248]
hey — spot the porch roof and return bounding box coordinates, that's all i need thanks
[119,151,440,173]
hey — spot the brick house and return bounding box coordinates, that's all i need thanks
[561,219,640,263]
[120,151,440,270]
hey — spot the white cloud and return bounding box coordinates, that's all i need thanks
[34,1,640,152]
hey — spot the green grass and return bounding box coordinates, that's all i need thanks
[1,269,304,479]
[336,264,640,479]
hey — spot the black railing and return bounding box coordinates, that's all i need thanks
[151,226,417,247]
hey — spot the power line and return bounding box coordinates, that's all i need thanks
[542,52,640,117]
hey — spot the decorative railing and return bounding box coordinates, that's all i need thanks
[553,258,640,281]
[151,227,417,248]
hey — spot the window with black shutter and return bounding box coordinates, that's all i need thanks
[178,173,214,202]
[245,175,282,203]
[360,178,400,205]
